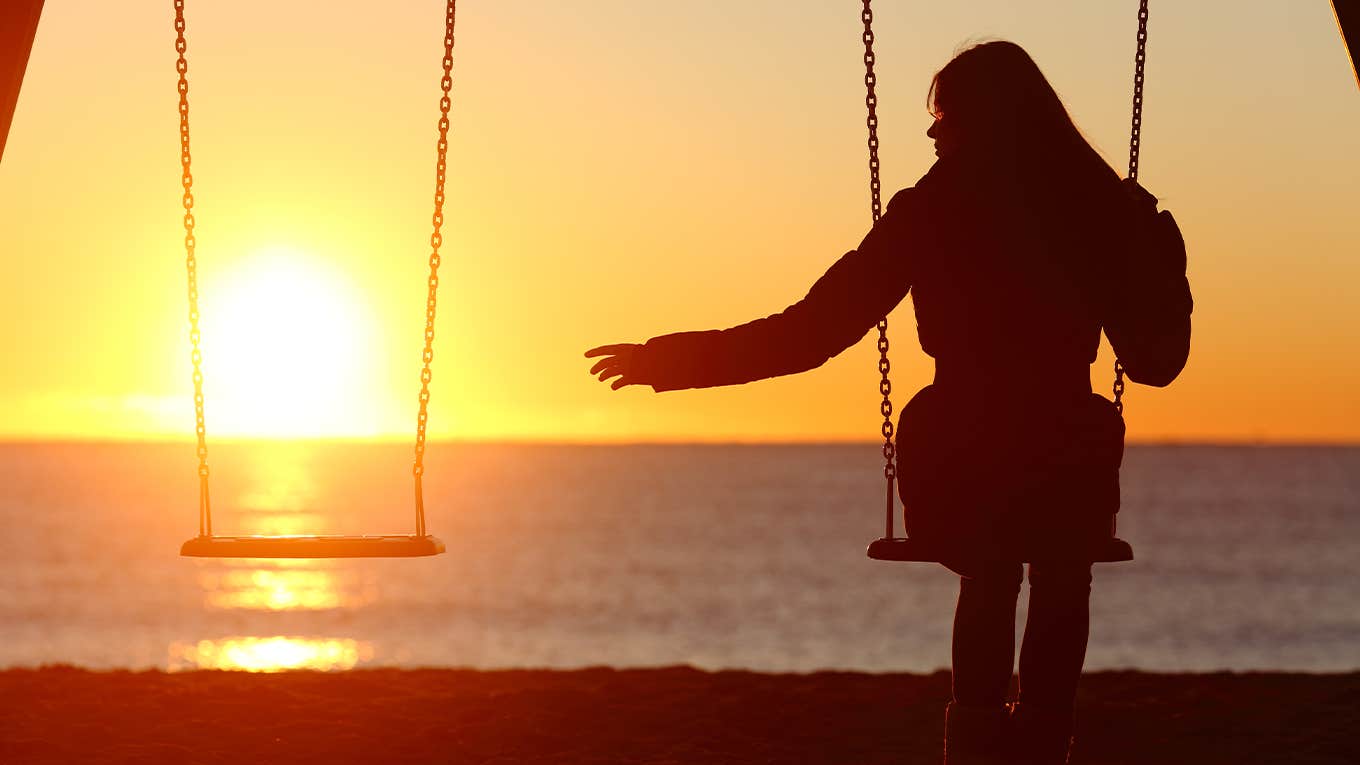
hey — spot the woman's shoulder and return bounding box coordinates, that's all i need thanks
[883,159,970,225]
[883,160,944,208]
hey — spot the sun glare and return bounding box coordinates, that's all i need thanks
[201,248,382,438]
[168,636,374,672]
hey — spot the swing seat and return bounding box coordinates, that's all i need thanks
[180,534,445,559]
[866,536,1133,563]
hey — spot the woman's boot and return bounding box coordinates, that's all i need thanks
[1008,702,1074,764]
[942,702,1009,765]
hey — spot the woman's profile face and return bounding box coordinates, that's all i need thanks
[926,116,961,159]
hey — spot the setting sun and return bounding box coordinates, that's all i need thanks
[200,248,382,438]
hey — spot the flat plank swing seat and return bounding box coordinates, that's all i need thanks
[170,1,460,560]
[181,534,446,559]
[867,536,1134,563]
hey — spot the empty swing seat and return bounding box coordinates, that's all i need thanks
[168,1,459,563]
[181,534,446,559]
[866,536,1133,563]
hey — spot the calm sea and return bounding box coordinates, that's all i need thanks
[0,442,1355,673]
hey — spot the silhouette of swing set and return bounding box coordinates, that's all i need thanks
[3,1,1355,560]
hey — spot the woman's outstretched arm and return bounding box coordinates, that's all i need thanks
[587,186,928,392]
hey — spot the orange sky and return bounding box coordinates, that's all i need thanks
[2,1,1357,443]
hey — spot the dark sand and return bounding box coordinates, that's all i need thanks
[2,667,1356,764]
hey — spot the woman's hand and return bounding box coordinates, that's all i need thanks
[584,343,646,390]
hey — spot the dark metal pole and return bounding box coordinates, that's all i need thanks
[0,0,45,165]
[1336,0,1360,89]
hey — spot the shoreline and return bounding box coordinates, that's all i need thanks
[2,667,1356,764]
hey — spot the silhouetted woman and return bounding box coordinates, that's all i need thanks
[587,41,1190,765]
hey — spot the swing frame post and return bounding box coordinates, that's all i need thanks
[0,0,44,166]
[1335,0,1360,89]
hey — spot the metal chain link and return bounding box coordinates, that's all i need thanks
[1127,0,1149,185]
[1113,0,1150,416]
[174,0,211,537]
[412,0,457,537]
[861,0,897,538]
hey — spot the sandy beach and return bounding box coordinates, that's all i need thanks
[1,667,1355,764]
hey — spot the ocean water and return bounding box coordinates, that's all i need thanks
[0,442,1356,673]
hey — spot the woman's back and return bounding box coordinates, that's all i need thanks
[909,155,1129,403]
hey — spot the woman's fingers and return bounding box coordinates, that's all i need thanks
[585,343,638,358]
[591,357,625,377]
[585,342,643,390]
[589,357,618,375]
[597,367,641,390]
[593,362,639,388]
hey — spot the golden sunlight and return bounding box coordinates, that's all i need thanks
[167,636,374,672]
[201,247,381,438]
[199,561,376,612]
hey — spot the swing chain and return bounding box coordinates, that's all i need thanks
[862,2,884,223]
[1114,0,1150,416]
[175,0,211,536]
[861,0,896,537]
[412,0,456,535]
[1127,0,1149,184]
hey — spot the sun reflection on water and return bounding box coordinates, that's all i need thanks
[193,444,380,612]
[181,444,382,670]
[237,442,318,514]
[169,636,374,672]
[199,561,377,611]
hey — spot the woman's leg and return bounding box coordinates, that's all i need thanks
[1017,561,1093,713]
[944,561,1024,763]
[951,561,1024,706]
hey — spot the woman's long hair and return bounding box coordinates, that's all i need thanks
[929,41,1121,194]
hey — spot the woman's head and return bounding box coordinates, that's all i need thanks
[926,40,1116,182]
